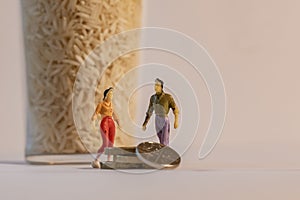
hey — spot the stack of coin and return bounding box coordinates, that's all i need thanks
[100,142,181,170]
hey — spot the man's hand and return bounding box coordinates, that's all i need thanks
[174,112,179,129]
[174,121,179,129]
[142,125,147,131]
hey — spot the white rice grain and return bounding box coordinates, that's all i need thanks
[22,0,142,157]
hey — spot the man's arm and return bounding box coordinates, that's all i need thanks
[169,95,179,129]
[142,96,154,129]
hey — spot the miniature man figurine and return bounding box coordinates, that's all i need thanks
[142,78,179,145]
[91,87,120,167]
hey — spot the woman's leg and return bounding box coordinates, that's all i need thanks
[106,119,116,161]
[108,119,116,147]
[95,117,109,160]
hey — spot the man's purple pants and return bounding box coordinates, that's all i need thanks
[155,115,170,145]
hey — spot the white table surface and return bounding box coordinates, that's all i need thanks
[1,142,300,200]
[1,160,300,200]
[2,1,300,199]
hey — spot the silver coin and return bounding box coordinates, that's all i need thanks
[136,142,181,169]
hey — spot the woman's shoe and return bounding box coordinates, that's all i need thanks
[91,159,101,168]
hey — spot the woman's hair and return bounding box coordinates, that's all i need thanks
[103,87,113,100]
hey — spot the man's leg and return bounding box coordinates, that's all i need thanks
[161,117,170,145]
[155,116,170,145]
[157,131,163,144]
[155,116,164,144]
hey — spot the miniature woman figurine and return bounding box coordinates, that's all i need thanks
[91,87,120,167]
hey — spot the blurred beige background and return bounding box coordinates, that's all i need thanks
[1,0,300,168]
[1,1,300,200]
[141,0,300,169]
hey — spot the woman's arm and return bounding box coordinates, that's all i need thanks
[91,102,102,121]
[112,111,120,127]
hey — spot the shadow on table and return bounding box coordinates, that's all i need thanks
[0,160,27,165]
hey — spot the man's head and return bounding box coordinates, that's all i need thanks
[154,78,164,93]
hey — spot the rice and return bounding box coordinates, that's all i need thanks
[21,0,142,159]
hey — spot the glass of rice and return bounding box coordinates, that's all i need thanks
[21,0,142,164]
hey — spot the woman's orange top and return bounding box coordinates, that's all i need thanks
[95,101,113,117]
